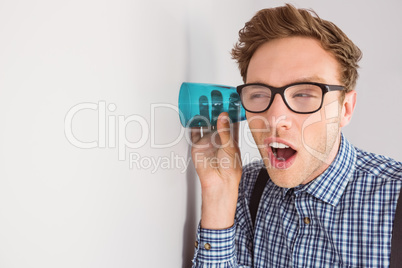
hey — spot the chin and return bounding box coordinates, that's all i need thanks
[268,172,302,188]
[262,154,303,188]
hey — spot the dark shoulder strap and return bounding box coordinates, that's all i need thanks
[390,185,402,268]
[249,167,269,227]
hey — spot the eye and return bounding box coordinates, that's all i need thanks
[290,88,320,99]
[245,88,271,100]
[249,92,270,99]
[293,92,315,98]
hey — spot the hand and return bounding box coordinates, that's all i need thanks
[191,112,242,229]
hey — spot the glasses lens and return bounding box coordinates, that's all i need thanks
[240,83,324,113]
[240,85,272,112]
[284,84,323,113]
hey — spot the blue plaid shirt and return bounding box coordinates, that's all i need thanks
[192,135,402,267]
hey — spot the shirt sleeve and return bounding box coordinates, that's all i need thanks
[192,162,260,268]
[192,222,238,268]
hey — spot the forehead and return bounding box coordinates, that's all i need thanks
[246,37,341,87]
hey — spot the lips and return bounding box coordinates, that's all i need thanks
[264,138,297,169]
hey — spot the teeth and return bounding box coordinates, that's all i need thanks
[269,142,289,149]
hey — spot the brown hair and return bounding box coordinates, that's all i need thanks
[231,4,362,92]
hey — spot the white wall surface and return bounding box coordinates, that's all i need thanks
[0,0,254,267]
[0,0,401,268]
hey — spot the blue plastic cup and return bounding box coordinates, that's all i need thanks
[178,82,246,128]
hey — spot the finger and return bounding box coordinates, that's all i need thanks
[211,90,223,126]
[199,95,210,123]
[232,122,240,145]
[228,92,241,123]
[216,112,235,147]
[216,113,240,145]
[190,127,202,144]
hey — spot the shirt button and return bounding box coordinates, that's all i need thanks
[194,241,198,248]
[304,217,311,224]
[204,243,211,250]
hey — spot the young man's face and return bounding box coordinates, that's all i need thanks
[246,36,354,188]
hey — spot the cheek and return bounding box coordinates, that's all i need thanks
[301,109,330,148]
[246,113,270,140]
[247,111,266,129]
[301,107,341,151]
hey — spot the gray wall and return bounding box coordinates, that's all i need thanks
[0,0,400,268]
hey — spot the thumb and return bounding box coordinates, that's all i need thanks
[216,112,235,148]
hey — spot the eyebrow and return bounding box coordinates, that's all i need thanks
[249,76,327,86]
[292,76,327,83]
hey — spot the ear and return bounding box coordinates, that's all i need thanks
[340,90,357,128]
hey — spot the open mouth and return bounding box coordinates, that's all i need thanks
[268,141,297,169]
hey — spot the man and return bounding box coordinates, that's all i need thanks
[190,4,402,267]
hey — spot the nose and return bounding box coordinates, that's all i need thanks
[264,94,293,131]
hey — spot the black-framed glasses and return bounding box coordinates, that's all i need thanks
[236,82,345,114]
